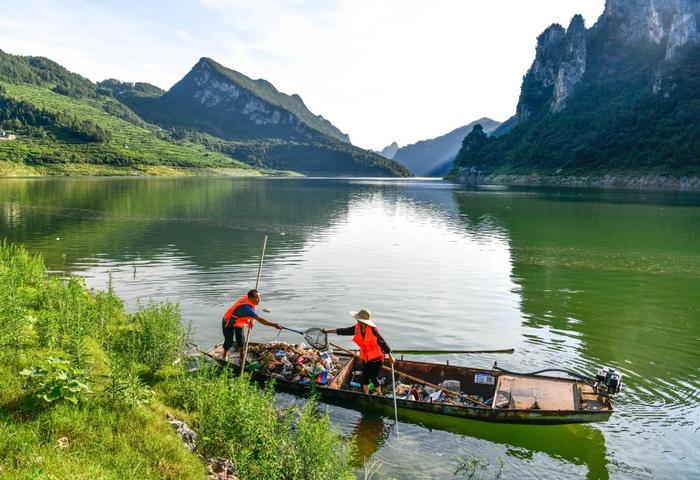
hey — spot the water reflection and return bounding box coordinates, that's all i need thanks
[350,413,389,468]
[0,178,698,479]
[453,187,700,478]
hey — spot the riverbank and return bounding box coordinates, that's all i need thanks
[483,174,700,191]
[448,169,700,191]
[0,160,302,178]
[0,241,354,479]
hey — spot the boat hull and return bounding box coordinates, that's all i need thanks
[204,346,613,425]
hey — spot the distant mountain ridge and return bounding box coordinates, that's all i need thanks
[108,57,409,176]
[392,118,501,176]
[0,49,409,177]
[376,141,399,159]
[451,0,700,182]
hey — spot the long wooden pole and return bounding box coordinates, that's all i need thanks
[240,235,268,376]
[329,342,491,408]
[391,348,514,355]
[391,363,399,434]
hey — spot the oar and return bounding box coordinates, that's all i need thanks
[391,348,514,355]
[329,342,490,408]
[240,235,268,376]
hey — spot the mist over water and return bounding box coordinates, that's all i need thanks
[1,177,698,479]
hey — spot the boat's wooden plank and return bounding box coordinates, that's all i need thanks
[495,375,576,411]
[330,357,356,390]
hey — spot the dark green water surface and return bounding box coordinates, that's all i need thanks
[1,177,698,479]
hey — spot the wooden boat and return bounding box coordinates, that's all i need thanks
[204,344,613,425]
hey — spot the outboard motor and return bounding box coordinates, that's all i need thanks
[595,366,623,395]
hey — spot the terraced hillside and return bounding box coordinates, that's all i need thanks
[0,82,256,175]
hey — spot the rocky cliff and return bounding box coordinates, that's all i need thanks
[139,57,351,143]
[552,15,587,111]
[450,0,700,183]
[512,0,700,124]
[515,24,565,122]
[602,0,700,54]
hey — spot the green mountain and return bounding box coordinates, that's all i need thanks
[104,58,410,176]
[392,117,501,176]
[450,0,700,182]
[0,49,256,175]
[0,50,408,177]
[0,48,97,99]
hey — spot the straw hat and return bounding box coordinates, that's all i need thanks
[350,309,377,328]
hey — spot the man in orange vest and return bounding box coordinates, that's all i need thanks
[322,309,394,395]
[222,289,282,361]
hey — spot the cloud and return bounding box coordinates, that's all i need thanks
[0,0,606,149]
[196,0,606,148]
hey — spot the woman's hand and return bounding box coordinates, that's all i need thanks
[388,353,396,365]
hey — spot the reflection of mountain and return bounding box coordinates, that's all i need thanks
[0,178,354,269]
[453,187,700,422]
[0,179,468,276]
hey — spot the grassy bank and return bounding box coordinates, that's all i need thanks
[0,241,354,479]
[0,160,297,177]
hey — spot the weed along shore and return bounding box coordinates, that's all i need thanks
[0,241,355,480]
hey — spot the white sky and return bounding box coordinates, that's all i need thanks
[0,0,605,150]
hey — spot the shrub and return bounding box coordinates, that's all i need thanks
[103,351,153,408]
[20,356,91,406]
[184,367,354,480]
[283,397,355,480]
[112,301,191,374]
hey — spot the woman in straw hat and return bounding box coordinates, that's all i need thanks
[322,309,395,395]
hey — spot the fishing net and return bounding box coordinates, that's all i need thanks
[303,328,328,350]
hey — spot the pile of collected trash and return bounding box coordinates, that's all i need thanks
[384,381,489,407]
[247,342,343,385]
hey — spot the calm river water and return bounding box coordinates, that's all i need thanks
[1,177,698,479]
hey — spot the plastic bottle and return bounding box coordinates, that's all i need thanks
[368,382,376,393]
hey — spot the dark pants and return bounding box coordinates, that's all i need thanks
[222,318,245,353]
[362,359,383,386]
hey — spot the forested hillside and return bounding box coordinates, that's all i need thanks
[0,50,255,175]
[450,1,700,181]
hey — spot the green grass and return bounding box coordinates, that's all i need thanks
[163,367,355,480]
[0,240,356,479]
[0,82,258,172]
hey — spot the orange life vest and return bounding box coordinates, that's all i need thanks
[223,296,257,328]
[353,323,384,362]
